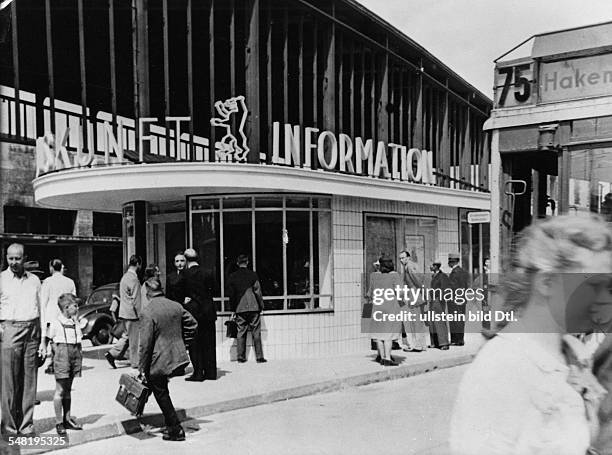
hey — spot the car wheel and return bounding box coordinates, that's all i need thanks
[91,322,113,346]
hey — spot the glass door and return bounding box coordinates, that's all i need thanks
[148,213,186,290]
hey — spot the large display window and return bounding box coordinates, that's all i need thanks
[568,147,612,222]
[189,194,333,313]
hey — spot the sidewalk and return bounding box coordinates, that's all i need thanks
[25,334,482,453]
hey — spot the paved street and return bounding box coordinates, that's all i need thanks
[54,364,467,455]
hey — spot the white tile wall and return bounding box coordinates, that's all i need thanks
[214,195,471,361]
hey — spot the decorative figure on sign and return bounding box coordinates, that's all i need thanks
[210,95,250,162]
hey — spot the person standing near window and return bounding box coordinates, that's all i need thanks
[182,248,217,381]
[368,257,403,366]
[0,243,45,436]
[399,250,428,352]
[40,259,76,375]
[166,253,186,304]
[105,255,142,370]
[227,255,266,364]
[447,253,469,346]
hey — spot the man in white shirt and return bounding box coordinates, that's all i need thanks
[0,243,45,436]
[40,259,76,374]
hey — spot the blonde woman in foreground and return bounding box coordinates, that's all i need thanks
[450,215,612,455]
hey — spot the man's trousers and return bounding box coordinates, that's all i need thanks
[236,311,264,361]
[1,319,40,435]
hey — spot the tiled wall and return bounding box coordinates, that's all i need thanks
[214,195,464,361]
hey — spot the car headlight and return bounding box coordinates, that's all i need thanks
[78,316,89,330]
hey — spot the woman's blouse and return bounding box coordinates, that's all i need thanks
[450,329,592,455]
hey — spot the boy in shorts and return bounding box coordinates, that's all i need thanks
[44,293,84,436]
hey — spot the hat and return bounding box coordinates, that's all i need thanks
[432,261,442,266]
[448,253,460,261]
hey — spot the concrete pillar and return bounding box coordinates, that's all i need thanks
[78,245,94,297]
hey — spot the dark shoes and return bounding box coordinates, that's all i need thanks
[376,355,397,364]
[184,375,205,382]
[56,424,67,436]
[63,418,82,430]
[237,358,247,363]
[104,352,117,369]
[162,426,185,441]
[451,341,465,346]
[382,359,399,366]
[256,358,267,363]
[440,345,450,350]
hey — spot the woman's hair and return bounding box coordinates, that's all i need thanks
[494,215,612,332]
[379,257,394,273]
[144,263,159,279]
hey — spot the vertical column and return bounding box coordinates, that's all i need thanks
[322,18,335,133]
[162,0,170,155]
[439,85,450,186]
[460,108,472,189]
[489,129,500,277]
[376,45,389,144]
[298,16,304,126]
[122,202,148,268]
[413,64,423,148]
[186,0,194,160]
[11,1,20,138]
[109,0,118,134]
[282,7,289,124]
[133,0,150,158]
[208,0,215,157]
[77,0,90,153]
[480,131,490,190]
[558,146,570,214]
[338,32,343,133]
[245,0,261,163]
[45,0,55,134]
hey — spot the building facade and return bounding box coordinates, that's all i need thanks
[486,21,612,274]
[3,0,492,359]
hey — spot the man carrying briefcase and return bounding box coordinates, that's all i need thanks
[138,277,198,441]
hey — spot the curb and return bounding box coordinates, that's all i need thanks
[33,353,475,453]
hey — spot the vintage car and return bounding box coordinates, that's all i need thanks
[78,282,119,345]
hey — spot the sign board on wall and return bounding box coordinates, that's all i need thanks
[494,61,535,108]
[539,54,612,103]
[467,211,491,224]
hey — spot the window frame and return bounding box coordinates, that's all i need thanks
[187,193,333,315]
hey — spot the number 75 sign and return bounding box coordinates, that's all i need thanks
[494,61,535,108]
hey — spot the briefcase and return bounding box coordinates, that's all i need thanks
[115,373,151,416]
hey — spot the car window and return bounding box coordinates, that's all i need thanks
[87,289,114,306]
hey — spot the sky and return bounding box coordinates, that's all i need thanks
[356,0,612,99]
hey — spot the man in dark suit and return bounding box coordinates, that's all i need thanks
[429,261,450,350]
[139,277,198,441]
[447,252,470,346]
[227,254,266,363]
[182,248,217,381]
[166,252,186,304]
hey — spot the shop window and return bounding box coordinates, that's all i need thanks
[459,208,490,280]
[4,206,75,235]
[192,212,221,305]
[364,214,438,289]
[92,212,122,237]
[189,194,333,313]
[568,148,612,222]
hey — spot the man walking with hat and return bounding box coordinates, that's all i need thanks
[447,253,470,346]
